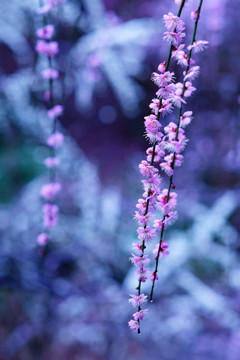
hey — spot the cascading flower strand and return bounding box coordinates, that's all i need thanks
[36,0,66,247]
[128,0,187,334]
[150,0,206,301]
[129,0,208,333]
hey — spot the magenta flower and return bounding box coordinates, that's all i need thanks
[163,31,186,47]
[128,320,140,332]
[130,254,150,268]
[158,62,166,73]
[137,226,156,242]
[152,242,170,258]
[188,40,209,53]
[146,145,165,162]
[191,10,199,21]
[36,25,55,39]
[128,294,148,307]
[41,68,59,79]
[47,132,64,148]
[132,242,144,255]
[136,198,154,214]
[150,272,159,282]
[42,204,59,228]
[35,40,59,57]
[184,66,200,81]
[37,232,49,246]
[134,212,153,226]
[47,105,64,119]
[151,71,175,87]
[163,12,185,32]
[180,111,193,127]
[40,182,61,200]
[149,100,160,116]
[139,161,159,177]
[133,309,148,321]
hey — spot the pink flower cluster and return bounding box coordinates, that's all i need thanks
[129,0,208,332]
[36,1,66,247]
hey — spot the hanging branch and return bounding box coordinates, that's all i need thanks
[35,0,66,247]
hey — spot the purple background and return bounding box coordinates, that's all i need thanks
[0,0,240,359]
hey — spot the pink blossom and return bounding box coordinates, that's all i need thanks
[35,40,59,56]
[136,268,149,282]
[167,134,188,153]
[41,68,59,79]
[42,204,59,228]
[130,254,150,268]
[175,82,196,98]
[44,157,60,168]
[184,66,200,81]
[156,83,175,100]
[163,31,185,47]
[175,82,184,96]
[150,271,159,281]
[37,232,49,246]
[187,40,209,53]
[153,219,164,231]
[141,174,161,192]
[132,241,144,254]
[191,10,199,21]
[164,211,178,226]
[145,130,163,143]
[173,49,189,67]
[129,293,148,307]
[184,82,196,97]
[160,162,174,176]
[47,105,64,119]
[146,145,165,162]
[133,309,148,321]
[136,198,154,214]
[134,211,153,226]
[144,115,161,134]
[139,160,158,177]
[164,122,178,140]
[142,188,160,201]
[158,62,166,73]
[47,132,64,148]
[180,111,193,127]
[156,189,177,214]
[153,242,169,258]
[163,13,185,32]
[171,94,186,108]
[163,153,184,168]
[149,99,160,115]
[128,319,140,331]
[40,182,61,200]
[151,71,175,87]
[159,99,173,116]
[137,226,156,242]
[36,25,55,39]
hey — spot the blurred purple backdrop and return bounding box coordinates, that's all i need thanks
[0,0,240,359]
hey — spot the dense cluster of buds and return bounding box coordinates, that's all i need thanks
[35,0,66,247]
[129,0,207,333]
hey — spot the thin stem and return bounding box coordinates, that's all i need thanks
[136,0,187,334]
[150,0,204,302]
